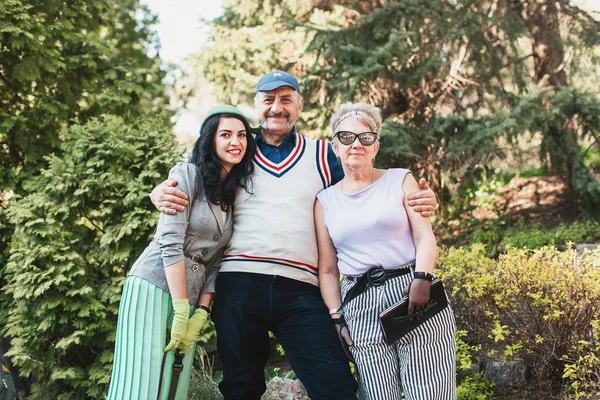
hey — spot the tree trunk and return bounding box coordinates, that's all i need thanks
[522,0,600,217]
[525,0,568,89]
[525,0,570,174]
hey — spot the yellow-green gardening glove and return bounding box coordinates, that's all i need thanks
[178,307,209,354]
[164,299,190,352]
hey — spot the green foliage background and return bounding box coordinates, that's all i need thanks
[0,0,172,278]
[1,0,600,398]
[198,0,600,216]
[3,116,181,398]
[0,0,179,397]
[0,0,169,186]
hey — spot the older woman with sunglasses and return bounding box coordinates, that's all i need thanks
[314,103,456,399]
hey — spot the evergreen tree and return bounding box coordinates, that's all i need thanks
[0,0,175,395]
[3,116,181,399]
[0,0,171,272]
[0,0,169,187]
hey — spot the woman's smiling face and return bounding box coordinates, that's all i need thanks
[213,117,248,173]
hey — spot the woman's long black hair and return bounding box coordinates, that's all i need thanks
[188,113,255,207]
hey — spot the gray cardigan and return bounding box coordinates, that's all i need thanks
[128,163,233,305]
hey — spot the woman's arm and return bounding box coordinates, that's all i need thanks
[314,199,343,313]
[158,164,199,296]
[315,198,355,357]
[164,260,187,300]
[198,292,213,308]
[402,173,437,314]
[403,173,437,274]
[406,178,438,217]
[163,258,189,352]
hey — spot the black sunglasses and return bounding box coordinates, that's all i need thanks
[334,131,379,146]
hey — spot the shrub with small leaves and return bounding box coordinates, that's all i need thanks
[457,374,495,400]
[2,115,182,399]
[561,319,600,398]
[473,218,600,257]
[455,330,495,400]
[438,245,600,397]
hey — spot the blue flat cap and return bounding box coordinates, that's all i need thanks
[256,70,300,93]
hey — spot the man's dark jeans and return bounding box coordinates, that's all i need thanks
[212,272,358,400]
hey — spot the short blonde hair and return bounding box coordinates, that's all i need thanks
[329,102,383,134]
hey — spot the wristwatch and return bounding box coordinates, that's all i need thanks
[413,271,433,282]
[199,305,211,314]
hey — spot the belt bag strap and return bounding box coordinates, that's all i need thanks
[157,336,185,400]
[168,353,185,400]
[157,337,169,400]
[338,261,415,313]
[338,274,369,313]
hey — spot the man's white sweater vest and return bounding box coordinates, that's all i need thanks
[220,134,332,286]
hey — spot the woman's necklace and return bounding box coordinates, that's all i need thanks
[340,168,374,193]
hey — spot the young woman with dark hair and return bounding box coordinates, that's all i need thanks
[189,111,255,208]
[107,105,256,400]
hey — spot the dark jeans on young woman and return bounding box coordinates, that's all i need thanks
[212,272,358,400]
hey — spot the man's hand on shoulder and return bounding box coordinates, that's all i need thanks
[407,178,437,218]
[150,179,188,215]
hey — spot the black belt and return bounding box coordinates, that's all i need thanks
[185,252,203,262]
[339,261,415,313]
[184,252,218,266]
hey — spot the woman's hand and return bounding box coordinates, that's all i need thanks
[150,179,188,215]
[403,279,432,314]
[165,299,190,352]
[178,307,209,354]
[332,314,356,363]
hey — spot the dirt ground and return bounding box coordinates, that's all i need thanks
[439,173,600,249]
[497,175,579,224]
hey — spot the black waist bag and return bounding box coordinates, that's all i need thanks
[378,278,448,344]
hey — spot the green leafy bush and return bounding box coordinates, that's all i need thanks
[584,148,600,172]
[562,324,600,398]
[501,219,600,250]
[471,219,600,256]
[499,224,560,250]
[471,221,503,255]
[438,245,600,397]
[456,330,495,400]
[2,115,181,399]
[457,374,495,400]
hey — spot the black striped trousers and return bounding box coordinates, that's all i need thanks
[341,273,457,400]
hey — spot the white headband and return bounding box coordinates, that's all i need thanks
[333,110,379,133]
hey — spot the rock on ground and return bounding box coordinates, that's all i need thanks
[262,377,309,400]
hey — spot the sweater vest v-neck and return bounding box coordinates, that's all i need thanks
[220,134,331,286]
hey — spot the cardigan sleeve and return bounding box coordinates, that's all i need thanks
[156,162,200,268]
[200,263,219,296]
